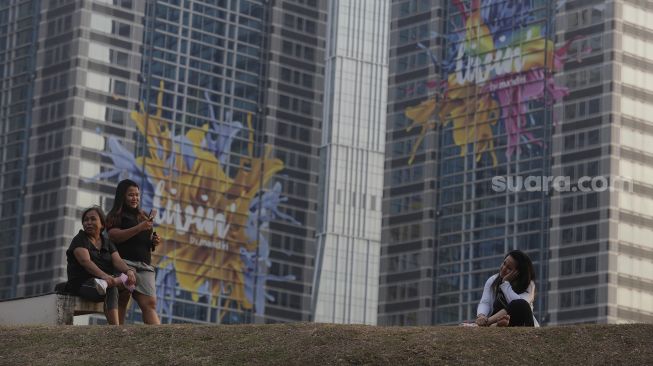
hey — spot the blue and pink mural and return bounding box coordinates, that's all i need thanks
[405,0,583,165]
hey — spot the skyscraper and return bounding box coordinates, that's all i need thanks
[547,0,653,324]
[380,0,441,326]
[313,0,388,324]
[382,0,653,325]
[0,0,40,300]
[0,0,386,325]
[261,0,327,323]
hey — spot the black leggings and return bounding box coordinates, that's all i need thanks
[507,299,534,327]
[78,278,119,310]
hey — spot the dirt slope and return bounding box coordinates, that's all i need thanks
[1,323,651,365]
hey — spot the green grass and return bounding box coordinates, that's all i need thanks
[1,323,651,365]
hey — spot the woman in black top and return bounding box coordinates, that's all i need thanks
[66,206,136,324]
[106,179,161,325]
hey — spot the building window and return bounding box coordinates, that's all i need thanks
[560,292,572,308]
[562,197,574,213]
[561,260,573,275]
[584,288,597,305]
[587,130,600,145]
[562,228,573,244]
[114,22,131,37]
[588,98,600,115]
[585,193,598,209]
[585,225,597,240]
[585,256,597,272]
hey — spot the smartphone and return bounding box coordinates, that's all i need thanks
[150,231,158,252]
[148,209,156,248]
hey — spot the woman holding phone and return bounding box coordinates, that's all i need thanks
[106,179,161,324]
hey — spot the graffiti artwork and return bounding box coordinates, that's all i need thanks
[92,82,299,322]
[405,0,582,165]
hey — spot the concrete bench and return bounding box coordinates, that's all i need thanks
[0,291,104,325]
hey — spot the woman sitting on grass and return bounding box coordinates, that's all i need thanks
[475,250,539,327]
[65,206,136,324]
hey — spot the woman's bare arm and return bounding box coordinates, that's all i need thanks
[110,252,136,285]
[73,248,117,286]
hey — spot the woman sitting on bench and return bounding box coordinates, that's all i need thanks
[65,206,136,324]
[475,250,539,327]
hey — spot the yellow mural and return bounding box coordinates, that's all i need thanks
[130,82,284,312]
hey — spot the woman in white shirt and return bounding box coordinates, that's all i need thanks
[476,250,539,327]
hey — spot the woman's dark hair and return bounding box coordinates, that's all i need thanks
[106,179,145,228]
[82,206,106,231]
[492,250,535,294]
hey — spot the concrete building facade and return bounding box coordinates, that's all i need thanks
[381,0,653,325]
[313,0,388,324]
[0,0,387,325]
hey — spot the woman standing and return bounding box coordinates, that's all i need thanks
[475,250,539,327]
[66,206,136,324]
[106,179,161,324]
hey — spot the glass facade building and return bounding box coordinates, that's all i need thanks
[382,0,554,325]
[382,0,653,325]
[0,0,384,325]
[5,0,652,327]
[0,0,40,300]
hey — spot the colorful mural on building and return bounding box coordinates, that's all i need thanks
[405,0,582,165]
[92,82,299,322]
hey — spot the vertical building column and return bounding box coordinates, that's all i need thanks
[313,0,389,325]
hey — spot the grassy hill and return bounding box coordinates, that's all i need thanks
[1,323,651,365]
